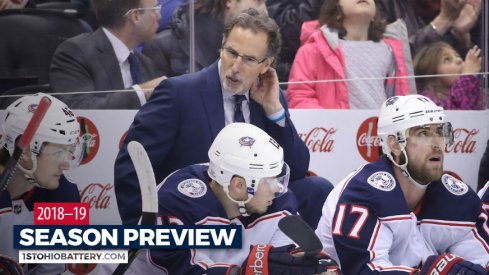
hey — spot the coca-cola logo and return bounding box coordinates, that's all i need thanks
[298,127,336,153]
[119,130,128,150]
[67,263,97,275]
[356,117,381,162]
[77,116,100,164]
[80,183,113,209]
[445,128,478,154]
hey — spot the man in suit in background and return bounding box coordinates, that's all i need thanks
[49,0,166,109]
[114,8,334,228]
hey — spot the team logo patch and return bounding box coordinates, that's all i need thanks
[367,171,396,191]
[441,174,468,196]
[239,136,255,147]
[177,179,207,198]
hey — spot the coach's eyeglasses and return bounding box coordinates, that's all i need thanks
[222,46,268,68]
[124,4,162,16]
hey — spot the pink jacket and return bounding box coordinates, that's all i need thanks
[287,20,414,109]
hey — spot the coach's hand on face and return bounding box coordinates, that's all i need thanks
[251,68,283,116]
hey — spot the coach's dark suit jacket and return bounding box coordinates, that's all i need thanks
[114,61,309,224]
[49,28,160,109]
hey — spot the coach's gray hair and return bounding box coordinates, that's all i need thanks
[222,8,282,66]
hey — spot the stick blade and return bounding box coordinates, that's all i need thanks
[127,141,158,215]
[278,215,323,257]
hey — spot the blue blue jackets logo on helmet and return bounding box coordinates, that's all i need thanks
[27,104,38,113]
[385,97,399,106]
[239,136,255,147]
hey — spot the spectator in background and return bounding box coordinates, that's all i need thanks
[50,0,166,109]
[414,42,483,110]
[142,0,268,77]
[70,0,182,32]
[266,0,324,84]
[377,0,482,56]
[287,0,412,109]
[156,0,182,32]
[0,93,82,274]
[115,8,334,229]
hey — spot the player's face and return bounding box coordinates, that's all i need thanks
[245,179,279,214]
[219,27,271,95]
[405,124,445,185]
[35,143,73,189]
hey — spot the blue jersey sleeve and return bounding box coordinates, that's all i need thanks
[149,165,230,273]
[331,158,419,274]
[478,185,489,248]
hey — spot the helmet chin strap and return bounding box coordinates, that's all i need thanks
[237,202,250,217]
[387,143,428,189]
[17,154,42,188]
[223,185,253,217]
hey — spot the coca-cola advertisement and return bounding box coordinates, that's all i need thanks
[356,117,381,162]
[63,111,137,225]
[77,116,100,165]
[80,183,113,210]
[445,128,478,154]
[298,127,336,153]
[0,109,484,230]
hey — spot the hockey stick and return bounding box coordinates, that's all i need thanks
[113,141,158,275]
[0,96,51,193]
[279,216,340,274]
[278,215,323,258]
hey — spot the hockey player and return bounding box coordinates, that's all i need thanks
[0,93,83,274]
[132,123,336,274]
[315,95,489,274]
[478,182,489,247]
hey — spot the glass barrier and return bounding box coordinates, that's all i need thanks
[0,1,487,109]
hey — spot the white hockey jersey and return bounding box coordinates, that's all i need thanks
[316,156,489,274]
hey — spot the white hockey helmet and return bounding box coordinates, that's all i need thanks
[377,95,453,184]
[208,123,289,212]
[378,95,453,154]
[1,93,83,181]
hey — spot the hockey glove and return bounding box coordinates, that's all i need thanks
[420,254,487,275]
[0,254,23,275]
[239,244,338,275]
